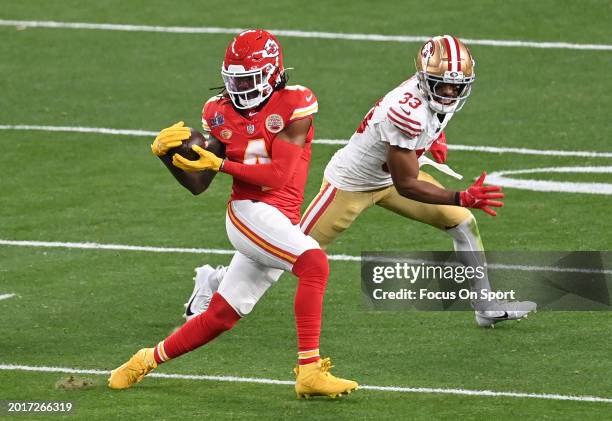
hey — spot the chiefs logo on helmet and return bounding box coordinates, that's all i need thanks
[221,29,285,110]
[263,39,279,58]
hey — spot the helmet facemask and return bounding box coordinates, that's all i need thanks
[417,71,474,114]
[222,63,277,110]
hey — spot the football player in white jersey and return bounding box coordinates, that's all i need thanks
[186,35,536,328]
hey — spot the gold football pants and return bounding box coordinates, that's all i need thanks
[300,171,472,248]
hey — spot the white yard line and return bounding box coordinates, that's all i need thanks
[448,144,612,159]
[0,239,238,257]
[487,166,612,195]
[0,293,16,301]
[0,239,355,262]
[1,19,611,51]
[2,124,611,158]
[1,239,610,274]
[0,124,157,137]
[0,363,610,403]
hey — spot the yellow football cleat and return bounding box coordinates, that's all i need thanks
[108,348,157,390]
[294,357,358,399]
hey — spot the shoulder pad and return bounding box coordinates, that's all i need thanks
[386,105,424,139]
[283,85,318,122]
[201,95,225,132]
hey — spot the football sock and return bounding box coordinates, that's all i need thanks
[298,349,320,365]
[153,293,240,364]
[292,249,329,365]
[447,215,493,310]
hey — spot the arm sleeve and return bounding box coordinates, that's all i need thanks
[220,139,302,189]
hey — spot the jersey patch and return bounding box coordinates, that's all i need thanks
[265,114,285,133]
[220,128,233,140]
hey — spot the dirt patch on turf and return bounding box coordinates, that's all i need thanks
[55,375,96,390]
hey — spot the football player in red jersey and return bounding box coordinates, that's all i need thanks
[109,29,358,399]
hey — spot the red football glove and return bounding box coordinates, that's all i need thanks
[459,172,505,216]
[429,131,447,163]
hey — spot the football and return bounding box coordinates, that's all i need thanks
[166,128,207,161]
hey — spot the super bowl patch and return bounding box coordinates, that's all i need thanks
[209,112,224,128]
[265,114,284,133]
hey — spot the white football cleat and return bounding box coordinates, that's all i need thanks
[475,300,537,328]
[184,265,218,321]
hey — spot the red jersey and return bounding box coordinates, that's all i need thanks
[202,85,318,224]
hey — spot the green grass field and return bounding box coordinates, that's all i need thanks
[1,1,611,419]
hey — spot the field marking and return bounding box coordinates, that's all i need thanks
[2,239,611,275]
[2,124,612,159]
[0,293,16,301]
[0,239,362,261]
[0,239,242,257]
[448,144,612,159]
[0,124,156,138]
[488,166,612,195]
[1,19,612,51]
[0,364,610,403]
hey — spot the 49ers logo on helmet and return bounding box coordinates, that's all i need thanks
[421,41,435,59]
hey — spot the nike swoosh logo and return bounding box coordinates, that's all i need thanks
[185,294,197,316]
[306,94,313,102]
[489,312,509,320]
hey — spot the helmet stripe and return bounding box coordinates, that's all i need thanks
[452,36,462,71]
[442,36,453,71]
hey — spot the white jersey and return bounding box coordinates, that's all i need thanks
[324,76,454,191]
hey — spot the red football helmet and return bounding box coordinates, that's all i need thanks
[221,29,285,109]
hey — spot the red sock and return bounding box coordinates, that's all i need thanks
[292,248,329,365]
[153,293,240,364]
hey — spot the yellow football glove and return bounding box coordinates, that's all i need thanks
[172,145,223,172]
[151,121,191,157]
